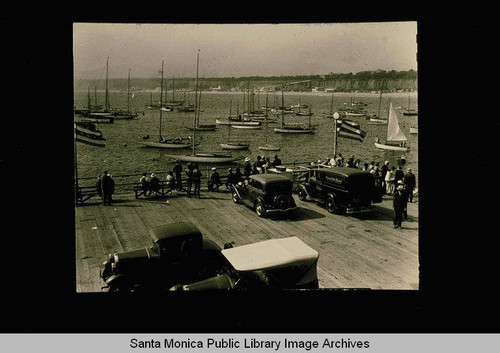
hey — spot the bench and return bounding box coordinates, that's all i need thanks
[76,186,99,204]
[134,180,175,199]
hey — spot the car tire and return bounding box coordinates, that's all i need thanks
[325,196,345,214]
[298,188,307,201]
[232,190,240,203]
[255,200,266,217]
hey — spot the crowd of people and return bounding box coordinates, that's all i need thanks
[96,153,416,229]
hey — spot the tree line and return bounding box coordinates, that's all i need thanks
[74,69,417,92]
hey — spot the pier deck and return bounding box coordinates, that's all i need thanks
[75,189,418,292]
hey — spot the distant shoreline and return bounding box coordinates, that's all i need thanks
[74,89,417,98]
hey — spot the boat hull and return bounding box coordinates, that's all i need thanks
[374,142,409,151]
[142,141,192,149]
[231,125,262,130]
[164,153,238,163]
[220,143,250,150]
[215,119,260,126]
[274,127,314,134]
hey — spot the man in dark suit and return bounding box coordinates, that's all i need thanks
[393,183,408,229]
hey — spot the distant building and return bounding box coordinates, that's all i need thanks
[210,85,222,91]
[324,88,335,93]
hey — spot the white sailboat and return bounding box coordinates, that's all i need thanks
[220,124,250,150]
[274,88,314,134]
[374,102,408,151]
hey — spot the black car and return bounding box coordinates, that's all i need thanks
[101,222,319,291]
[231,174,297,217]
[297,167,383,215]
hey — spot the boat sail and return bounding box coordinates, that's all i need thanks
[142,60,193,149]
[374,102,408,151]
[164,51,237,163]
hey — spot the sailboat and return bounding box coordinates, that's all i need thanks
[111,68,139,120]
[220,124,250,150]
[295,105,313,117]
[274,88,314,134]
[186,82,216,131]
[402,94,418,116]
[142,60,193,149]
[258,94,280,151]
[164,77,184,106]
[369,90,388,125]
[215,101,261,126]
[374,102,409,151]
[164,51,237,164]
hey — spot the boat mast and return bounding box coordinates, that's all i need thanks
[159,60,164,140]
[281,85,285,128]
[87,87,91,111]
[105,57,109,112]
[192,50,200,155]
[264,91,269,144]
[378,89,382,117]
[127,69,131,114]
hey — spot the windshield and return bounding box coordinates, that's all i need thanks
[238,264,313,289]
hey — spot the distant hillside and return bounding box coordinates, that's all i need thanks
[74,69,417,93]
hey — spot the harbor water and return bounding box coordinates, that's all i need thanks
[74,90,418,187]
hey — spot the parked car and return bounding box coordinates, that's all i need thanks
[297,167,383,214]
[100,222,319,291]
[231,174,297,217]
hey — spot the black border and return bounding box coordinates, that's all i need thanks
[2,3,498,333]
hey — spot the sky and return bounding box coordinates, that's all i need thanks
[73,22,417,79]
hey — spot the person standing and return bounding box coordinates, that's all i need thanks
[393,183,408,229]
[381,161,390,193]
[234,167,243,184]
[173,160,183,191]
[226,168,235,189]
[394,166,405,186]
[186,163,194,197]
[193,164,202,198]
[243,157,252,179]
[149,173,160,196]
[139,172,150,197]
[385,166,396,195]
[100,170,115,206]
[403,168,416,203]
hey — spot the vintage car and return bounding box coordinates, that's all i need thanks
[100,222,319,291]
[297,167,383,215]
[231,174,297,217]
[170,236,319,290]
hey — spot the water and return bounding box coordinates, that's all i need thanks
[74,90,418,187]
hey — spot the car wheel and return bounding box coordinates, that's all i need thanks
[298,188,307,201]
[232,190,240,203]
[255,200,266,217]
[326,196,345,214]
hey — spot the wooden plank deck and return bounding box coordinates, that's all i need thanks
[75,188,419,292]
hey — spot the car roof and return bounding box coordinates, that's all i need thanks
[312,167,370,178]
[150,222,202,243]
[221,237,319,272]
[250,174,291,184]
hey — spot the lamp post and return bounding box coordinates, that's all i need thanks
[333,112,339,156]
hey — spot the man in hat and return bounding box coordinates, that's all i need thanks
[403,168,416,203]
[100,170,115,206]
[186,163,194,197]
[393,180,408,228]
[243,157,252,179]
[208,167,222,192]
